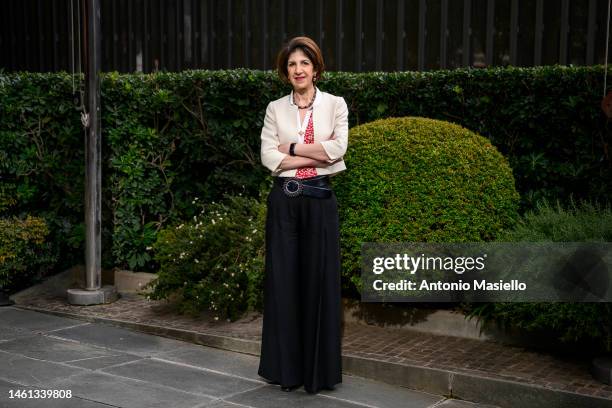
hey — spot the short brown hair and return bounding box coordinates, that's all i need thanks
[276,36,325,83]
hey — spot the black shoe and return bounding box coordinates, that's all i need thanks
[281,385,300,392]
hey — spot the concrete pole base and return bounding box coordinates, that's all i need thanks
[591,356,612,385]
[0,292,15,306]
[67,285,119,305]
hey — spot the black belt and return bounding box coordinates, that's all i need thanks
[275,175,332,198]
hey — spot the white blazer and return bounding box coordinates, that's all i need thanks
[260,88,349,177]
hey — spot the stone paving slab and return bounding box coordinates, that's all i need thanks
[226,384,370,408]
[0,334,129,363]
[0,326,33,342]
[0,307,84,333]
[48,371,212,408]
[49,320,198,357]
[63,352,144,370]
[158,345,263,381]
[0,350,87,387]
[101,358,262,398]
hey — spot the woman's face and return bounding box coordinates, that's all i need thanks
[287,49,316,92]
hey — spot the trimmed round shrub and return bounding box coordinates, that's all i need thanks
[334,117,520,289]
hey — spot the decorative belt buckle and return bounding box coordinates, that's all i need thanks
[282,179,303,197]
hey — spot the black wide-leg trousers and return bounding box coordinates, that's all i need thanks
[258,183,343,393]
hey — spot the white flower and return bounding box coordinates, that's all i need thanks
[195,259,199,263]
[252,229,257,234]
[211,219,216,225]
[214,316,219,321]
[146,246,152,250]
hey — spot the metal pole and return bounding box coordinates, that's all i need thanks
[84,0,101,291]
[68,0,117,305]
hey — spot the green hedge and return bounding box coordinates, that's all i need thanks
[0,67,610,272]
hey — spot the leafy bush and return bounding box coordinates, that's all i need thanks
[0,216,57,293]
[0,73,85,271]
[497,199,612,242]
[145,195,266,320]
[469,200,612,352]
[335,117,520,289]
[106,119,176,271]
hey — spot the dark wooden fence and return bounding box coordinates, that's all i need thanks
[1,0,610,73]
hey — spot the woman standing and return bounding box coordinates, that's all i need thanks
[258,36,348,394]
